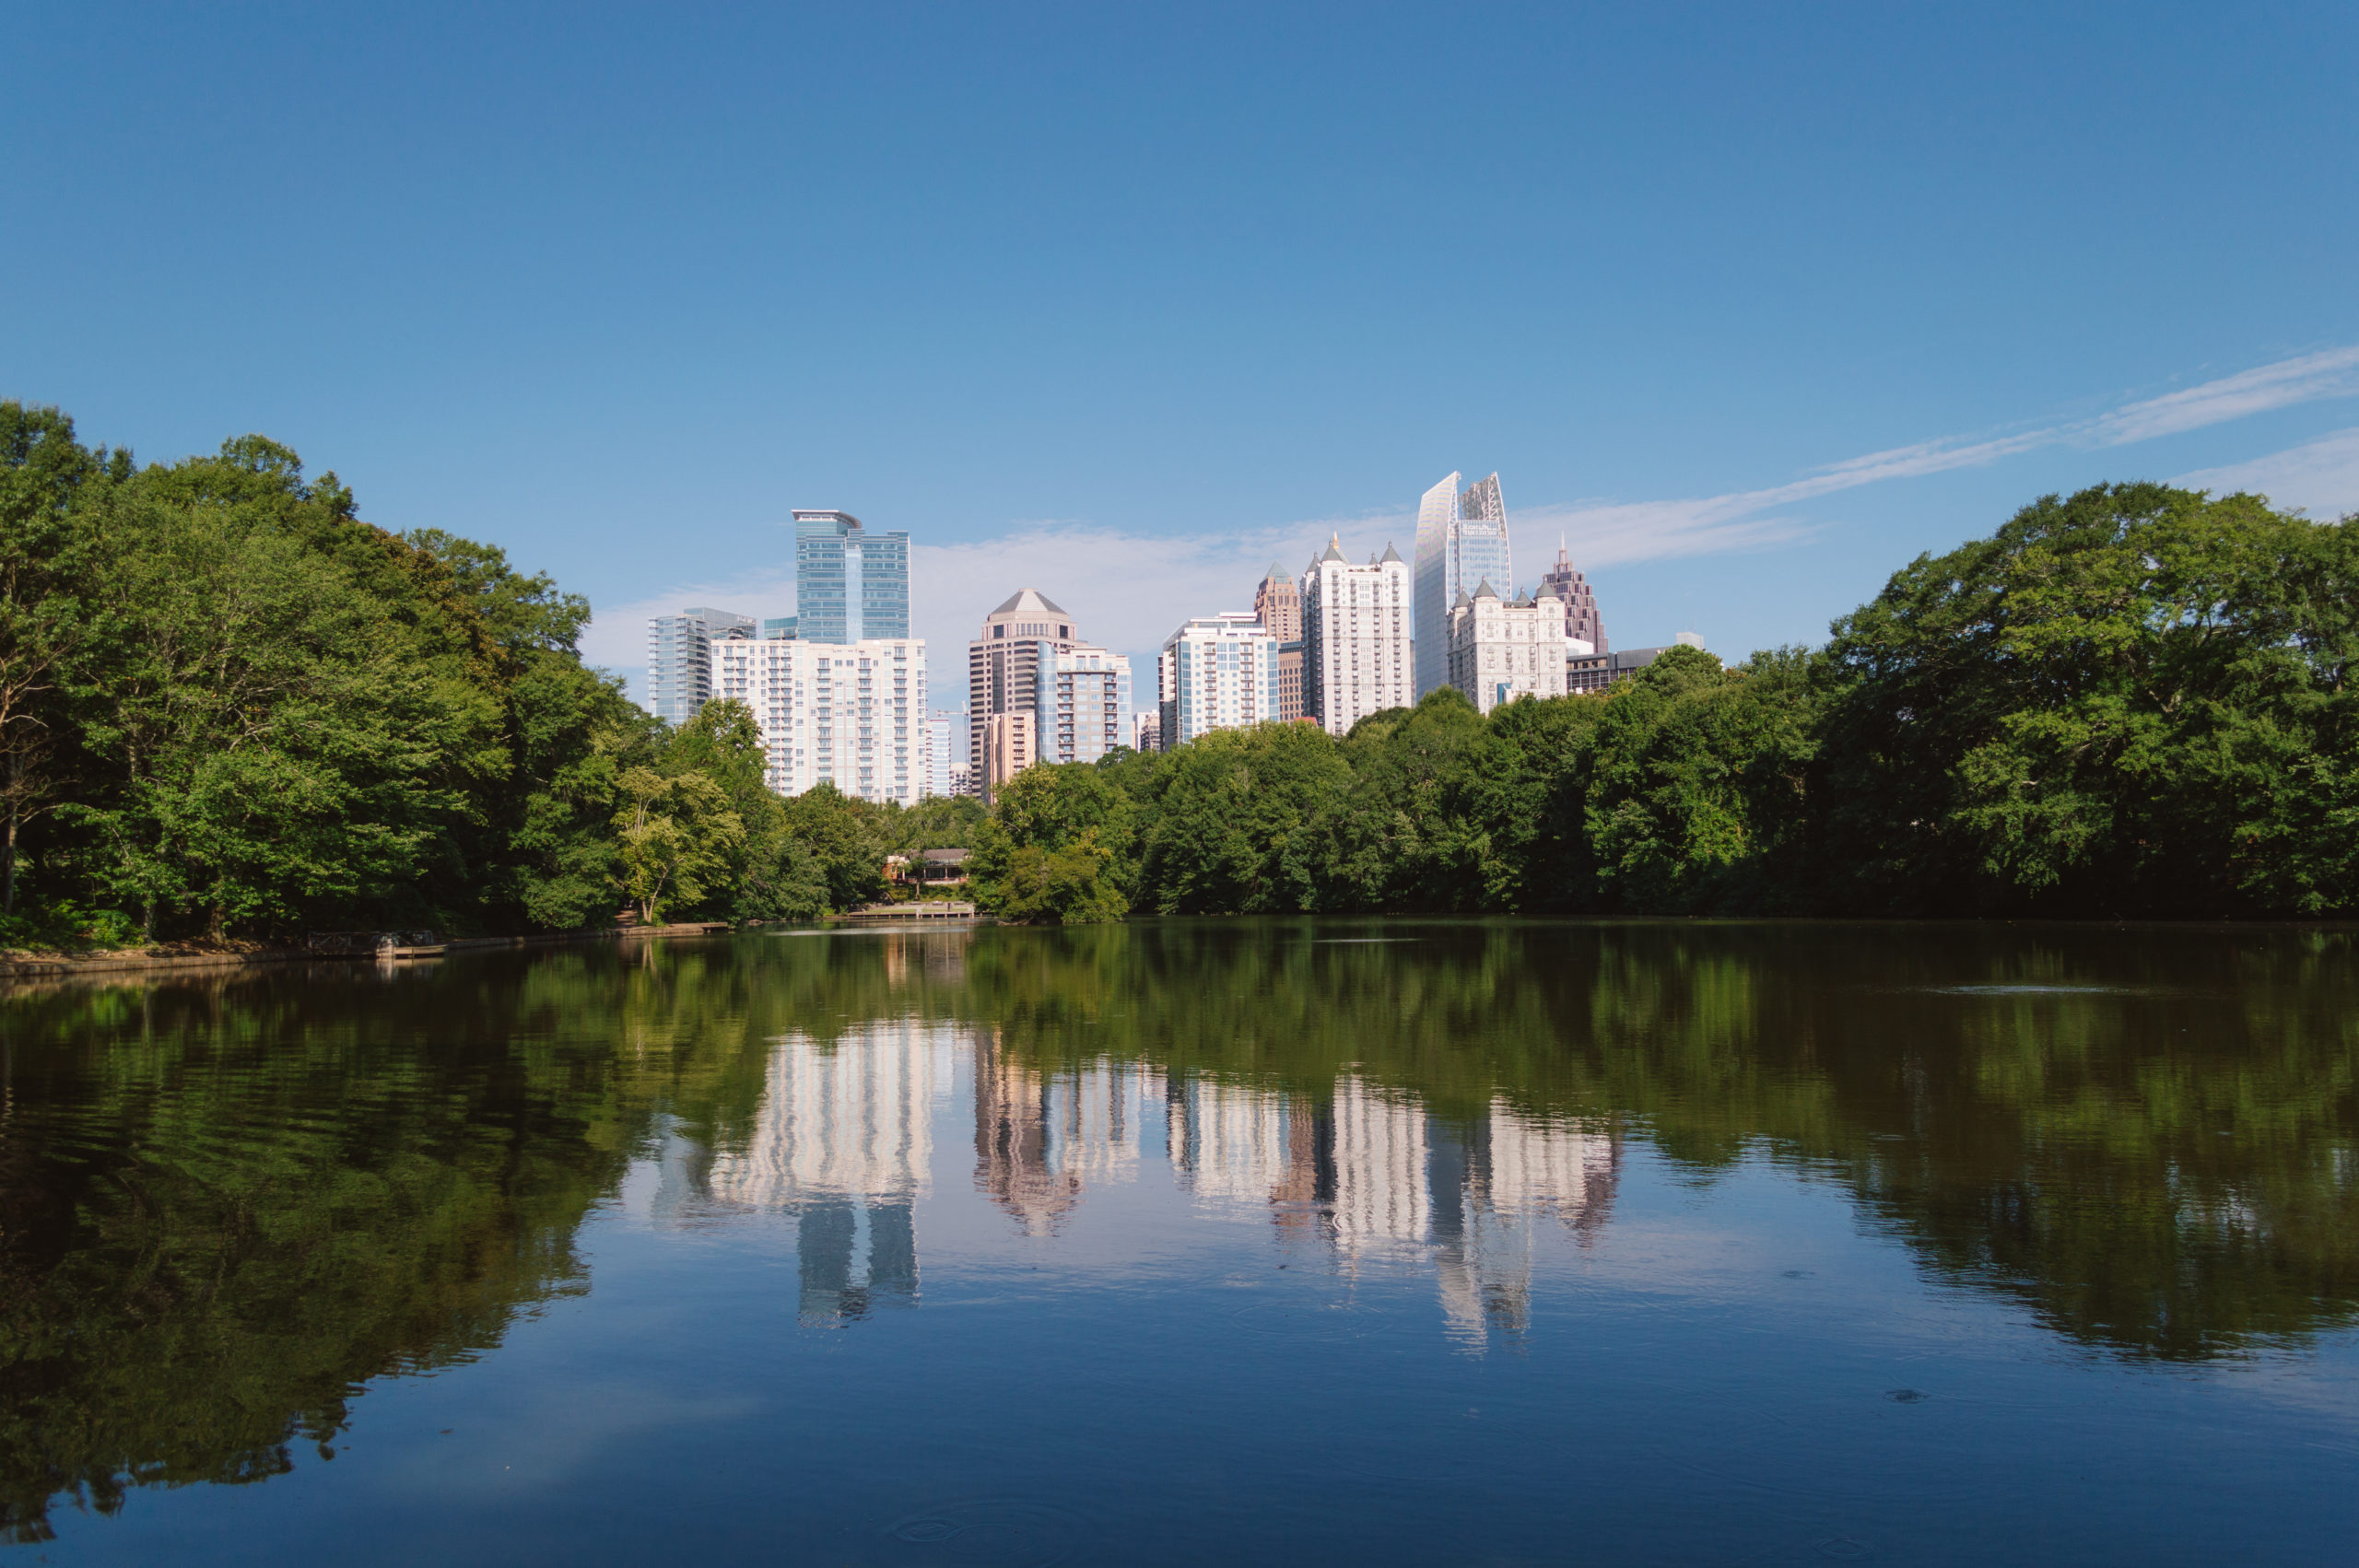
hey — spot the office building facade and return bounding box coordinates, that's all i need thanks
[982,711,1036,803]
[1535,540,1605,656]
[968,588,1083,779]
[646,606,755,726]
[967,588,1130,773]
[1157,613,1281,749]
[926,711,964,799]
[1047,646,1133,766]
[794,510,910,643]
[710,630,930,803]
[1567,643,1698,693]
[1412,472,1513,697]
[1254,565,1306,723]
[1447,581,1569,714]
[1301,535,1413,736]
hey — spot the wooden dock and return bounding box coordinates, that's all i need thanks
[839,902,980,922]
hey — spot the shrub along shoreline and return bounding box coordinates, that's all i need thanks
[6,402,2350,943]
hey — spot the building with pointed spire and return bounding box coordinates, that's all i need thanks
[1447,579,1568,715]
[1302,534,1413,735]
[1536,536,1605,656]
[1413,472,1513,697]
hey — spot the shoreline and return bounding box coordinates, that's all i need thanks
[0,921,734,985]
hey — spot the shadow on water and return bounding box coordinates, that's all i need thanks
[0,919,2353,1540]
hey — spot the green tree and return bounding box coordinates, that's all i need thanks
[972,763,1135,922]
[611,766,743,922]
[1134,722,1346,914]
[778,782,887,912]
[1819,483,2356,915]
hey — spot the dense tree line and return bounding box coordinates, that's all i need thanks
[0,404,980,948]
[974,481,2355,921]
[8,404,2346,942]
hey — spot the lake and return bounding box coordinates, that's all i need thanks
[3,919,2353,1564]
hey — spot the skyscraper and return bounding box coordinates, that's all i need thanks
[1536,538,1606,655]
[926,709,963,799]
[1301,535,1413,735]
[1412,472,1513,697]
[645,605,755,725]
[794,510,910,643]
[968,589,1090,780]
[1253,565,1306,723]
[710,628,930,803]
[1157,613,1281,748]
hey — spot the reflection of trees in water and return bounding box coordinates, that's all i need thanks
[0,934,968,1540]
[1,919,2352,1537]
[969,920,2359,1362]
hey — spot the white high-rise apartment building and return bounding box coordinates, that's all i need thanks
[1413,472,1513,698]
[1446,580,1569,715]
[1048,646,1133,766]
[1301,534,1413,736]
[710,630,929,803]
[1156,613,1280,749]
[925,711,958,799]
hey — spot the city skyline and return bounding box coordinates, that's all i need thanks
[646,466,1620,781]
[18,9,2353,727]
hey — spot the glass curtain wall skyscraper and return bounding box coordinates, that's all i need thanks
[645,606,755,725]
[1412,472,1513,698]
[794,510,910,643]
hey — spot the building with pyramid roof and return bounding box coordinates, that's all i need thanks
[967,589,1130,798]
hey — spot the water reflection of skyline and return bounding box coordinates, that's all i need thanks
[694,1024,1617,1346]
[704,1020,951,1324]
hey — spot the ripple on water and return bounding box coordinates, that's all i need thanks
[1228,1295,1393,1340]
[881,1500,1086,1567]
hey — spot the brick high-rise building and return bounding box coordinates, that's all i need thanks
[1254,565,1306,722]
[1536,538,1606,656]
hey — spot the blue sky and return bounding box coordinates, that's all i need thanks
[9,2,2356,710]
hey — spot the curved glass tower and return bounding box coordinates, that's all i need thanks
[1412,472,1512,697]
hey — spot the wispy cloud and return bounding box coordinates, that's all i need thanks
[584,343,2359,702]
[1532,343,2359,555]
[2176,426,2359,519]
[2095,346,2359,446]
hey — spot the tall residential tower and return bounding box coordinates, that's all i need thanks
[967,590,1131,789]
[1301,535,1413,735]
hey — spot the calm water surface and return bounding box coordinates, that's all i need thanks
[3,919,2354,1564]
